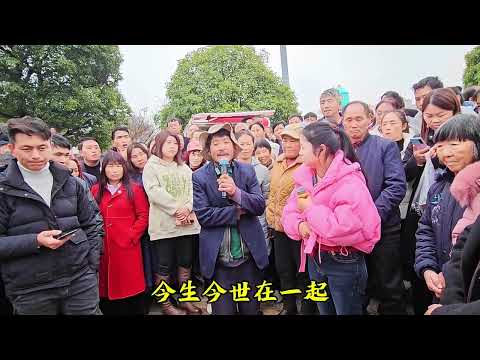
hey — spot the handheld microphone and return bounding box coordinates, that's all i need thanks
[219,159,229,199]
[296,186,308,199]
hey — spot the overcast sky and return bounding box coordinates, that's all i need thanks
[118,45,477,118]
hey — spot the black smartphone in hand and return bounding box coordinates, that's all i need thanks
[56,229,79,240]
[410,136,428,149]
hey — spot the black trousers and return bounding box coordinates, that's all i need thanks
[402,209,434,315]
[154,235,194,276]
[263,233,281,291]
[273,230,317,314]
[210,259,263,315]
[100,292,145,316]
[191,234,203,288]
[366,224,407,315]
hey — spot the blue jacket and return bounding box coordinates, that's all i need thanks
[81,172,97,189]
[193,161,268,279]
[414,170,465,277]
[355,134,407,228]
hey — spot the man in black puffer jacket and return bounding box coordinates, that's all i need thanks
[0,116,103,315]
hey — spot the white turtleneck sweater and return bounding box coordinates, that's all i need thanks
[17,161,54,207]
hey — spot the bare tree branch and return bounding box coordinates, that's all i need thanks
[128,112,159,144]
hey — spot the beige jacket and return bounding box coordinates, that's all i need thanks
[142,155,200,240]
[266,154,303,233]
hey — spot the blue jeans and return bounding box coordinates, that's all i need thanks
[308,251,367,315]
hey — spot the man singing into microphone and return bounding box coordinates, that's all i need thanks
[193,123,269,315]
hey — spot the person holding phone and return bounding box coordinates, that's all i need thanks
[0,116,103,315]
[410,137,427,148]
[402,88,461,314]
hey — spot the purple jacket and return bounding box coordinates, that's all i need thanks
[355,134,407,228]
[193,161,268,279]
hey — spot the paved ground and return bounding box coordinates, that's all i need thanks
[148,296,283,315]
[149,297,414,315]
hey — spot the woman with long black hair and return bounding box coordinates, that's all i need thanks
[92,150,149,315]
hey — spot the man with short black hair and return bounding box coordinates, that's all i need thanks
[167,118,188,151]
[0,116,103,315]
[51,134,97,188]
[381,91,406,109]
[288,114,303,125]
[111,126,131,159]
[78,137,102,180]
[303,112,318,125]
[411,76,444,132]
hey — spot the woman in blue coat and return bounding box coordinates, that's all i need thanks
[415,114,480,306]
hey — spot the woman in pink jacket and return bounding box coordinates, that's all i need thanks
[281,121,381,315]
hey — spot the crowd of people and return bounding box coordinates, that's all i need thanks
[0,77,480,315]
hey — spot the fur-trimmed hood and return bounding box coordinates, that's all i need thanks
[450,161,480,207]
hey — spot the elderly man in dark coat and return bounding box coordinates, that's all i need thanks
[193,123,269,315]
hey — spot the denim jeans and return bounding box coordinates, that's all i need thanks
[9,269,101,315]
[308,251,367,315]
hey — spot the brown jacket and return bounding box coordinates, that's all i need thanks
[266,154,303,233]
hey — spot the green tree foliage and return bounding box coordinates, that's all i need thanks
[0,45,131,149]
[463,46,480,87]
[155,46,298,128]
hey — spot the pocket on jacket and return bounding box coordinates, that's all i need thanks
[110,232,137,249]
[127,229,139,247]
[1,251,55,291]
[64,230,90,272]
[69,231,87,245]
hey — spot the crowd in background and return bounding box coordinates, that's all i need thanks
[0,78,480,315]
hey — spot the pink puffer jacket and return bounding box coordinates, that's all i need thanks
[281,150,381,272]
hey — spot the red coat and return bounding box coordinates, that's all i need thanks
[91,183,149,300]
